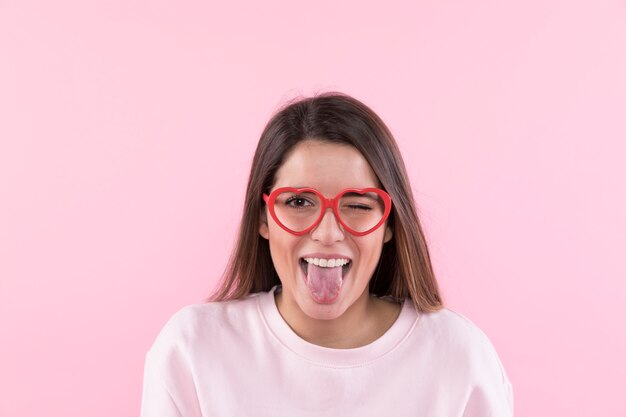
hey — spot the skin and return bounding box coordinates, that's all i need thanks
[259,139,402,349]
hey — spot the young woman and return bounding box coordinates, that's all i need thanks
[140,93,514,416]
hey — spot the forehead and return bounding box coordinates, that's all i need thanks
[273,140,381,192]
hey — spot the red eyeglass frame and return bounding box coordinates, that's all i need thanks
[262,187,392,236]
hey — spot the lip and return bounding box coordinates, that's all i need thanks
[299,252,353,261]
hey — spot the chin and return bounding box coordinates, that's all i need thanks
[297,295,350,321]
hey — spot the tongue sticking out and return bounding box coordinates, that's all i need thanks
[306,263,343,303]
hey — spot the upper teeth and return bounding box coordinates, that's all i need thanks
[303,258,350,268]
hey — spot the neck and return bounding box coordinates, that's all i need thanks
[274,288,401,349]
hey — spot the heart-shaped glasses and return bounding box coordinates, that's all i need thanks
[263,187,392,236]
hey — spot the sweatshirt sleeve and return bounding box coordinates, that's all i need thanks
[140,351,183,417]
[461,378,514,417]
[446,310,514,417]
[460,333,515,417]
[140,306,205,417]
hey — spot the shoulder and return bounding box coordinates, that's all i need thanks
[415,307,511,385]
[419,308,495,345]
[147,292,265,360]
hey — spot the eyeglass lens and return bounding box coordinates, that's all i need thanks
[272,191,386,233]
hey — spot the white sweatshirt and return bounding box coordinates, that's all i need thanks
[141,285,514,416]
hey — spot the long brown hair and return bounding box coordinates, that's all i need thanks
[209,92,443,313]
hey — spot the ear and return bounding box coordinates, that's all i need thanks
[259,209,269,240]
[383,225,393,243]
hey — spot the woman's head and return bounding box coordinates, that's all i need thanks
[210,92,443,313]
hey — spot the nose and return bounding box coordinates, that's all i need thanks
[310,209,345,244]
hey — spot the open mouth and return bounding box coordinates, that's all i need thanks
[298,257,353,303]
[298,257,352,278]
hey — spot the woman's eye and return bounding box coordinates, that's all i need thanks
[348,204,372,211]
[286,197,312,208]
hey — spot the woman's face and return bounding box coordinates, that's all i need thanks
[259,139,392,321]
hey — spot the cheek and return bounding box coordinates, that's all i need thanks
[267,229,301,274]
[356,237,385,270]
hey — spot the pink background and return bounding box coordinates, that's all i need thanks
[1,0,625,416]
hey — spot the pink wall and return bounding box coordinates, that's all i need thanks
[1,0,625,416]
